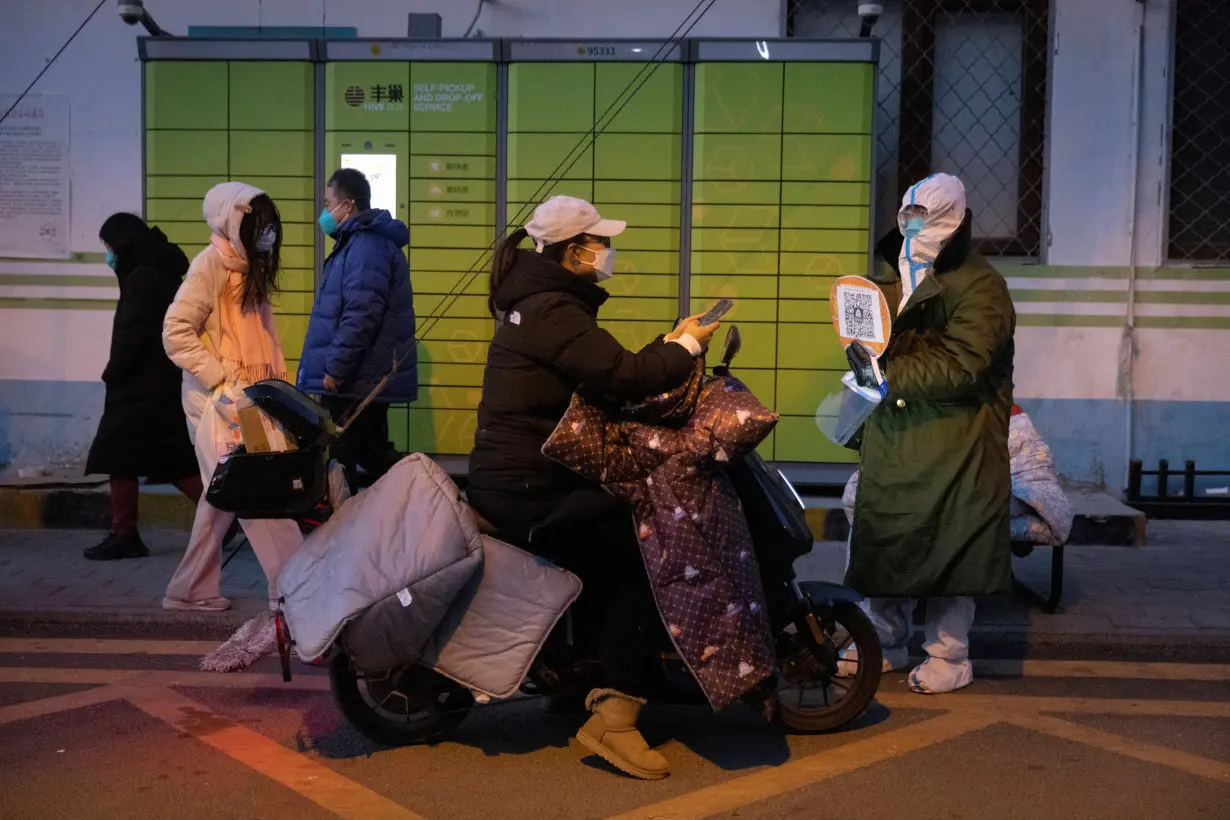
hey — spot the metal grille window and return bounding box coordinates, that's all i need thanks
[1169,0,1230,262]
[788,0,1049,257]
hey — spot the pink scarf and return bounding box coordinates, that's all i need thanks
[210,235,287,384]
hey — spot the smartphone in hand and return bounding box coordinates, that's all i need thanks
[697,299,734,326]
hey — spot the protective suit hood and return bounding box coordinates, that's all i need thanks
[897,173,966,311]
[202,181,266,261]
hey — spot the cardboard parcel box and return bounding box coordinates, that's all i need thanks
[237,396,297,453]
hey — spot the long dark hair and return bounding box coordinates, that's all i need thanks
[236,194,282,312]
[99,212,151,265]
[487,227,586,317]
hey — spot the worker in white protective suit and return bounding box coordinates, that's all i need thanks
[839,173,1017,694]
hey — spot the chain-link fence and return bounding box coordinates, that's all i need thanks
[1169,0,1230,262]
[788,0,1049,258]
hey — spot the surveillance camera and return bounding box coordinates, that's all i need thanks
[117,0,169,35]
[117,1,145,25]
[858,3,883,38]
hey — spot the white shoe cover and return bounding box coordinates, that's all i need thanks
[837,643,909,676]
[908,657,974,694]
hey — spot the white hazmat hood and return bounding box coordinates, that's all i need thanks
[897,173,966,312]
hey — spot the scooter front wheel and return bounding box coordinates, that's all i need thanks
[330,653,474,746]
[775,600,882,733]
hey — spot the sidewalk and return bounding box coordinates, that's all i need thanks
[0,522,1227,657]
[0,528,270,629]
[796,520,1230,658]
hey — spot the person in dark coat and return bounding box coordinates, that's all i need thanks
[467,195,719,781]
[84,213,202,561]
[840,173,1015,695]
[297,168,417,489]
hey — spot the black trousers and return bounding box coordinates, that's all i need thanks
[320,396,404,490]
[467,485,660,697]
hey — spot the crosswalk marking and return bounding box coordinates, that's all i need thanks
[873,690,1230,718]
[0,638,218,655]
[975,658,1230,681]
[1006,712,1230,783]
[608,711,996,820]
[3,639,1227,682]
[125,686,427,820]
[0,653,1226,820]
[1,665,1225,719]
[0,666,331,691]
[0,684,123,726]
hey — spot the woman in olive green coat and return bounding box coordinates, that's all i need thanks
[842,173,1015,695]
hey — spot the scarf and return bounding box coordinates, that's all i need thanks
[210,234,287,385]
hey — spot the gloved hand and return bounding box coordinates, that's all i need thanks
[846,341,888,399]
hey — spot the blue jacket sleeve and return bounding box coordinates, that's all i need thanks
[325,244,389,383]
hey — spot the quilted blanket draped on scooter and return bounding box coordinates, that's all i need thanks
[542,365,779,710]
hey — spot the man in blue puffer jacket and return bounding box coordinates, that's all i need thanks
[298,168,417,488]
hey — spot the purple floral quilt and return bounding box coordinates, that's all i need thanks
[542,369,778,710]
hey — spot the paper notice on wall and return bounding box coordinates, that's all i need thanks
[0,95,71,259]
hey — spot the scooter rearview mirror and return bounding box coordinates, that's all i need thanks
[721,325,742,367]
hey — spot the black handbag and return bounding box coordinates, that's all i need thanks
[204,380,335,519]
[206,446,328,519]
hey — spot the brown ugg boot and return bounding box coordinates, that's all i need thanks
[575,688,670,780]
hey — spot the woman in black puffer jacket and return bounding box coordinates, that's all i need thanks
[84,214,201,561]
[469,196,717,540]
[467,195,719,781]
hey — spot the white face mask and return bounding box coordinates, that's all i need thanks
[255,224,277,253]
[577,245,616,282]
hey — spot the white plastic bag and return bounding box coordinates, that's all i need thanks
[194,383,247,482]
[814,372,881,447]
[327,459,351,513]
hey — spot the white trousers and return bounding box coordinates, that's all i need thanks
[165,377,302,606]
[865,596,977,662]
[844,533,976,662]
[164,501,301,607]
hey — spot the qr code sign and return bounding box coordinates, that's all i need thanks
[836,284,884,344]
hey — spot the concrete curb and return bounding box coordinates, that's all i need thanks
[971,631,1230,664]
[0,602,269,638]
[0,485,196,530]
[5,480,1148,547]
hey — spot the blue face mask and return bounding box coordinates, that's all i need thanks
[318,201,351,236]
[105,250,118,271]
[318,206,340,236]
[904,216,925,237]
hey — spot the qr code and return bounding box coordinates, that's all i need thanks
[837,285,884,343]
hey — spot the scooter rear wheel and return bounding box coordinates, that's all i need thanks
[775,601,882,733]
[330,654,473,746]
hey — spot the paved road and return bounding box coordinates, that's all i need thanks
[1,629,1227,820]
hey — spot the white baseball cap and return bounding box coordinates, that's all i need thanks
[524,195,626,249]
